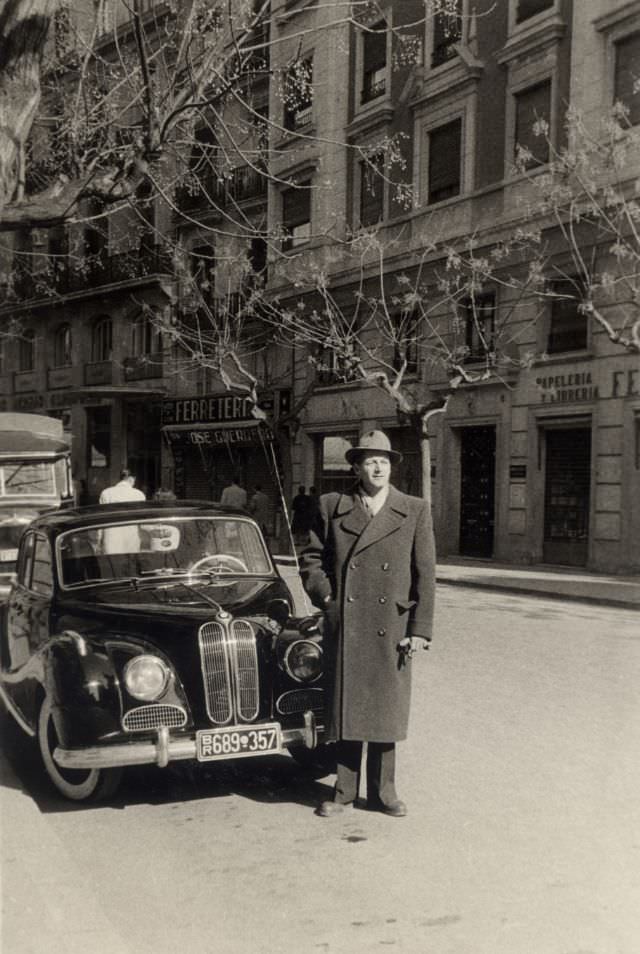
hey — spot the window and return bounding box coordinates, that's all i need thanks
[86,406,111,469]
[284,57,313,131]
[131,313,162,356]
[189,124,218,194]
[31,536,54,596]
[464,292,496,360]
[514,80,551,167]
[547,279,587,353]
[247,237,268,284]
[18,329,35,372]
[361,20,387,104]
[92,316,112,362]
[53,323,72,367]
[393,310,420,374]
[359,154,385,228]
[614,33,640,126]
[432,0,462,68]
[428,119,462,204]
[317,433,359,494]
[516,0,553,24]
[190,244,216,302]
[282,183,311,250]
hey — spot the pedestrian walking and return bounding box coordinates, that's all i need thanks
[220,475,247,509]
[300,430,435,818]
[291,485,313,545]
[99,468,146,504]
[250,484,270,535]
[98,468,145,553]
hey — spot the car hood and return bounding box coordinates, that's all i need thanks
[57,575,292,623]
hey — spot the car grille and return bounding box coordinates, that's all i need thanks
[123,704,187,732]
[199,619,259,724]
[276,688,324,716]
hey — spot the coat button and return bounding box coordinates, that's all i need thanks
[382,563,389,570]
[347,595,355,602]
[377,628,386,637]
[350,562,358,570]
[378,596,386,604]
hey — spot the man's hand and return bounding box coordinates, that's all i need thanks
[398,636,431,659]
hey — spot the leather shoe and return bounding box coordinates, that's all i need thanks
[368,799,407,817]
[316,800,353,817]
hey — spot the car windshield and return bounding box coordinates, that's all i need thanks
[57,516,272,587]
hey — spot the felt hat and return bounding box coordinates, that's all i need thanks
[345,429,403,465]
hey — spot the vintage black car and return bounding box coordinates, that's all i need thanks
[0,501,330,802]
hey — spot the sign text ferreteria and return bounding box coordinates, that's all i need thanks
[162,394,255,426]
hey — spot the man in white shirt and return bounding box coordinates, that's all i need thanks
[99,469,146,504]
[220,476,247,509]
[99,469,146,554]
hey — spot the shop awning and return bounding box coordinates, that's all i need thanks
[162,420,263,432]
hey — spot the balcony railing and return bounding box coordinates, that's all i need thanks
[123,353,163,381]
[176,165,267,211]
[0,244,173,304]
[84,360,114,386]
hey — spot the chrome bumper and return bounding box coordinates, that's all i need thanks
[54,712,323,771]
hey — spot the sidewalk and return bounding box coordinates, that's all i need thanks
[436,557,640,609]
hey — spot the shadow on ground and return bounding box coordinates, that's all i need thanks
[0,707,334,816]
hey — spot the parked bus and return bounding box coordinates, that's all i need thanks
[0,414,73,598]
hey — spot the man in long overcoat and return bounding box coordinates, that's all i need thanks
[300,430,435,817]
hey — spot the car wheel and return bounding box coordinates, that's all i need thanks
[37,696,123,802]
[288,742,336,777]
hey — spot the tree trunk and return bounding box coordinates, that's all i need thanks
[419,419,433,511]
[0,0,56,208]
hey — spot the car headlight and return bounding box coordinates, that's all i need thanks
[123,655,170,701]
[283,640,323,683]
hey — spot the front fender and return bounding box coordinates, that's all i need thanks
[46,632,123,748]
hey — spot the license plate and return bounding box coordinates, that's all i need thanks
[0,549,18,563]
[196,724,282,762]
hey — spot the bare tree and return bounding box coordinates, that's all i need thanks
[516,107,640,354]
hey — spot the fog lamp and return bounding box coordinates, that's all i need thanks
[124,655,170,701]
[284,640,323,683]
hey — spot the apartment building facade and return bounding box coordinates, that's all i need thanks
[1,0,638,570]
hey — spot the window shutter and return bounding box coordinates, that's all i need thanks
[428,119,461,203]
[283,184,311,227]
[515,81,551,166]
[363,22,387,73]
[359,156,384,227]
[614,34,640,125]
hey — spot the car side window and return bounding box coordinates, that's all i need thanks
[16,532,35,587]
[31,536,54,597]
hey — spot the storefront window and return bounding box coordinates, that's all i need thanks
[317,434,357,494]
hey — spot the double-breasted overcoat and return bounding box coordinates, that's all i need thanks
[300,485,435,743]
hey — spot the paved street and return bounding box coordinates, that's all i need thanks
[2,586,639,954]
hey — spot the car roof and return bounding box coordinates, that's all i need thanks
[30,500,252,534]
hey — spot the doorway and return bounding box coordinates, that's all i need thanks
[459,425,496,558]
[543,427,591,566]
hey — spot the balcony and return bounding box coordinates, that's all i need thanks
[47,366,74,389]
[13,370,37,393]
[0,244,173,305]
[123,353,163,381]
[176,165,267,212]
[85,360,114,386]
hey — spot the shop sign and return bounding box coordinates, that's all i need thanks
[535,370,597,404]
[535,365,639,403]
[162,393,256,426]
[164,425,271,450]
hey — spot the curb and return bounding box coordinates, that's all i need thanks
[435,575,640,611]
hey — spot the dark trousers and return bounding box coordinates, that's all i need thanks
[334,740,397,807]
